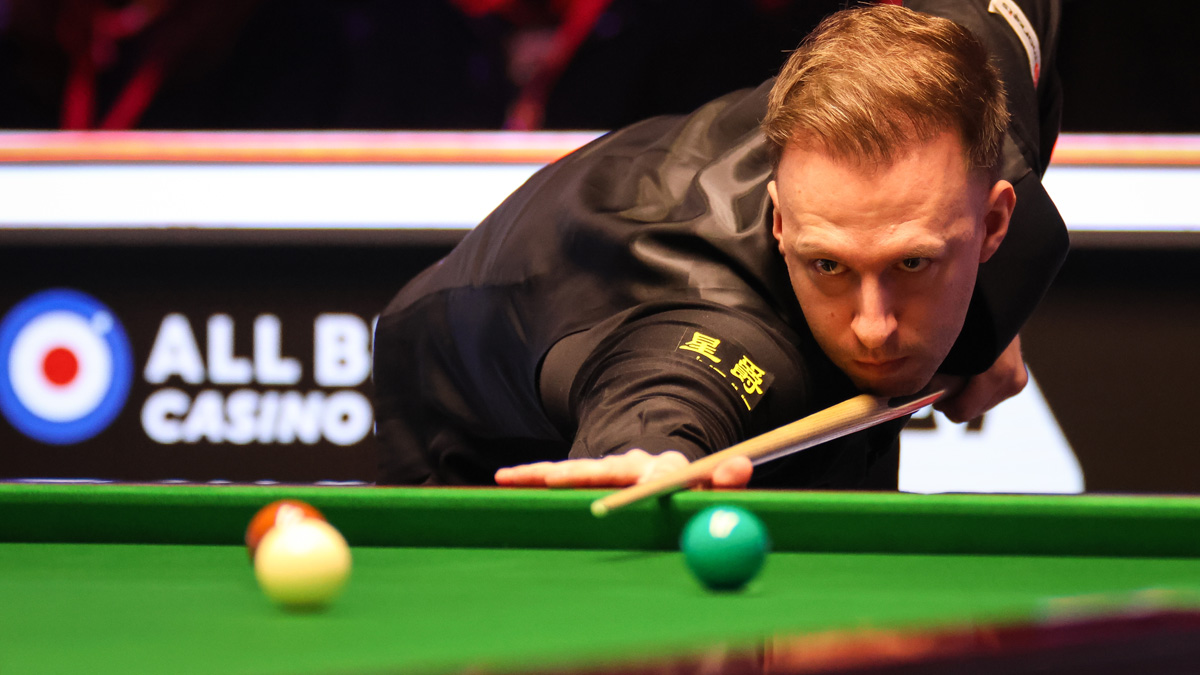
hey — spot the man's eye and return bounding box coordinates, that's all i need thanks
[899,258,930,272]
[814,259,842,274]
[813,259,843,275]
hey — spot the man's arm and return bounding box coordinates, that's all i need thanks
[915,0,1067,421]
[499,305,826,488]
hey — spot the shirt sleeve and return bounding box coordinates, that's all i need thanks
[539,302,899,488]
[541,303,820,461]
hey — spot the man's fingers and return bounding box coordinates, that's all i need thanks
[935,365,1027,422]
[499,452,650,488]
[636,451,691,485]
[933,336,1028,423]
[498,448,753,490]
[936,375,1000,423]
[711,456,754,488]
[545,456,619,487]
[495,461,550,486]
[637,452,751,489]
[934,384,982,424]
[543,450,655,487]
[542,459,592,487]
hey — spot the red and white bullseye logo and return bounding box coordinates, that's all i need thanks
[0,290,132,445]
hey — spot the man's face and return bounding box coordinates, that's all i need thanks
[768,131,1013,397]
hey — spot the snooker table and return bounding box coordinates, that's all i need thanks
[4,484,1200,674]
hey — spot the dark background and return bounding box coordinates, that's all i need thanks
[1022,248,1200,494]
[0,0,1196,133]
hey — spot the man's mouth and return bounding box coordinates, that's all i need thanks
[853,357,907,374]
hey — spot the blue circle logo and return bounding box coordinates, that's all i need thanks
[0,290,133,445]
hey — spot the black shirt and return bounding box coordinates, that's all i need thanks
[372,0,1068,487]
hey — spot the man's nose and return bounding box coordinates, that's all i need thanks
[851,278,897,349]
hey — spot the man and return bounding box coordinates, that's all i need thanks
[372,0,1067,490]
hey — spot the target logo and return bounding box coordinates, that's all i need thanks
[0,290,133,445]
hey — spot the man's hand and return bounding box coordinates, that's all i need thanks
[494,448,754,489]
[496,337,1030,489]
[934,335,1029,423]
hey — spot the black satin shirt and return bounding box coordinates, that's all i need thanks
[372,0,1068,487]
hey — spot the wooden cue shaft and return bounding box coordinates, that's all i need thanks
[590,389,945,518]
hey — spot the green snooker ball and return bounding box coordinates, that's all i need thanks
[681,505,770,591]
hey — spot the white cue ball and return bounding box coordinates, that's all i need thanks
[254,518,352,609]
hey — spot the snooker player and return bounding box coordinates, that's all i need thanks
[372,0,1067,490]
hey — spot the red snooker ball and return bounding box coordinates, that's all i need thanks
[245,499,325,561]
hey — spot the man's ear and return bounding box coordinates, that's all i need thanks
[767,180,785,249]
[979,179,1016,263]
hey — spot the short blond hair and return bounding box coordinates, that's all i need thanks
[763,5,1008,174]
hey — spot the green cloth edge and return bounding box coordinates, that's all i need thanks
[3,483,1200,556]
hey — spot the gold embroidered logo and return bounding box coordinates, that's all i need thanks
[730,356,766,395]
[676,329,773,411]
[678,332,722,363]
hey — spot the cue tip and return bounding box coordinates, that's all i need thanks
[590,500,609,518]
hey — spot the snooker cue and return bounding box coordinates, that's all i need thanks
[590,389,946,517]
